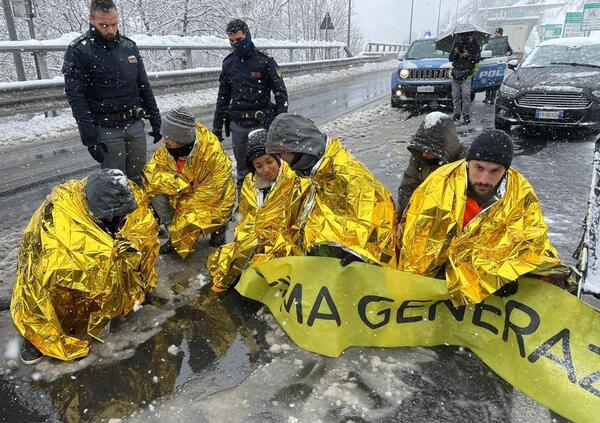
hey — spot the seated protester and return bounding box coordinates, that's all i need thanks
[397,112,464,217]
[265,113,397,267]
[143,107,236,257]
[398,129,561,305]
[11,169,159,363]
[207,129,309,292]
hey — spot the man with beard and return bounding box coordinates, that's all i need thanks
[143,107,235,257]
[62,0,161,185]
[212,19,288,190]
[398,129,561,305]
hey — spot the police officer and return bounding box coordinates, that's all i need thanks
[212,19,288,190]
[449,32,481,125]
[483,27,513,104]
[62,0,161,185]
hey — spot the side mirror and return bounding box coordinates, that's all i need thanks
[398,52,406,61]
[507,59,518,70]
[481,50,493,59]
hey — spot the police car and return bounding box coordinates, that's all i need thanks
[391,38,453,108]
[472,36,513,97]
[391,37,512,108]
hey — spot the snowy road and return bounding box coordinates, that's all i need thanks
[0,67,596,422]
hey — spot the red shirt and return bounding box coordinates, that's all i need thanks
[176,158,186,173]
[463,196,481,227]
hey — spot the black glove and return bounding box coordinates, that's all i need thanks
[494,280,519,298]
[88,141,108,163]
[213,128,223,142]
[340,252,362,267]
[224,119,231,138]
[149,129,162,144]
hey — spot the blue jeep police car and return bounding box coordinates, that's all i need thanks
[391,37,511,108]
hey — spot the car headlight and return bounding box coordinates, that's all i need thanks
[500,83,519,96]
[592,90,600,98]
[399,69,410,79]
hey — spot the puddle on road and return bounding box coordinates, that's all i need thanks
[0,239,270,423]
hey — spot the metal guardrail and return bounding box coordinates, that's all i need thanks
[0,55,385,116]
[577,136,600,309]
[366,42,410,53]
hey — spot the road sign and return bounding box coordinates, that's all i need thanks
[320,12,334,30]
[539,24,563,42]
[582,2,600,31]
[563,12,585,37]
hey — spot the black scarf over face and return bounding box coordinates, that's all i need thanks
[167,143,194,160]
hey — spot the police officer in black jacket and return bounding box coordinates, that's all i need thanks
[62,0,161,185]
[212,19,288,190]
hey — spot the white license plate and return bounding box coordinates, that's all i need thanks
[417,85,435,93]
[535,110,564,120]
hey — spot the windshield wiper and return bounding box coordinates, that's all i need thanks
[550,62,600,68]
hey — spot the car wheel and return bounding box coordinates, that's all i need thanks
[495,116,511,133]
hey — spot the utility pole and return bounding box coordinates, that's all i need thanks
[347,0,351,48]
[455,0,460,26]
[1,0,27,81]
[436,0,442,36]
[408,0,415,44]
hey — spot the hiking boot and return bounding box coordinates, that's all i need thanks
[209,227,227,248]
[452,114,461,121]
[463,115,471,124]
[21,338,43,365]
[159,238,176,254]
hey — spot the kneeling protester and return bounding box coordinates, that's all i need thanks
[143,107,236,258]
[11,169,159,362]
[208,129,309,292]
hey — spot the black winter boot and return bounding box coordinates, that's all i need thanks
[209,225,227,247]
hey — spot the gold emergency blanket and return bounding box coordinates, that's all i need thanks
[143,123,236,258]
[300,138,397,267]
[398,160,560,305]
[207,161,309,292]
[11,180,159,361]
[236,257,600,423]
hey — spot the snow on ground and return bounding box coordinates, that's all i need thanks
[0,60,395,147]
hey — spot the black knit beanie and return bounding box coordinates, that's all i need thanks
[466,129,513,169]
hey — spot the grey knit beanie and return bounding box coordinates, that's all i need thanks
[162,107,197,145]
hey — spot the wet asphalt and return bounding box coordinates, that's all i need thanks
[0,67,596,422]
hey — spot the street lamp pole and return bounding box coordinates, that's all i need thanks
[436,0,442,36]
[1,0,26,80]
[408,0,415,44]
[455,0,460,26]
[347,0,351,48]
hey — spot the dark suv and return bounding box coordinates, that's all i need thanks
[495,37,600,132]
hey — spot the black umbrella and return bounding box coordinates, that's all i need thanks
[435,23,491,53]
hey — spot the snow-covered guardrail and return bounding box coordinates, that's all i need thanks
[0,56,384,116]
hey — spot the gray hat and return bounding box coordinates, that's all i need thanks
[265,113,327,158]
[162,107,197,145]
[85,169,138,220]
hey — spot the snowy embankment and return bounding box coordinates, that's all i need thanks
[0,60,394,147]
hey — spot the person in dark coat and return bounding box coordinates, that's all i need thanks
[62,0,161,185]
[483,27,513,104]
[212,19,288,190]
[449,33,481,124]
[397,112,464,217]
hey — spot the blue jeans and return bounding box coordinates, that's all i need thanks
[98,119,146,185]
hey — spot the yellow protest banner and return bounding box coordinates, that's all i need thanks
[236,257,600,422]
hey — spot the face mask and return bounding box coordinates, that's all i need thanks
[230,31,254,57]
[167,143,194,159]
